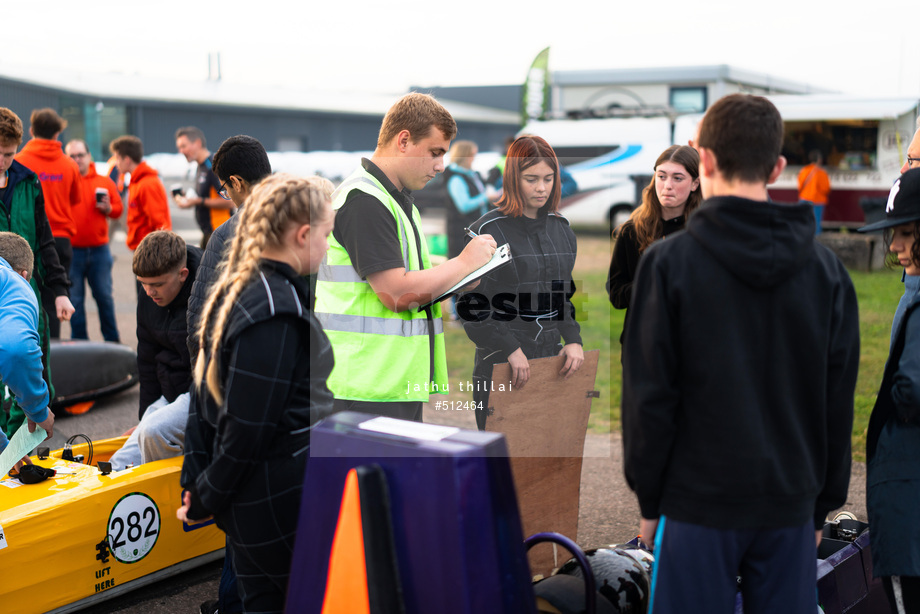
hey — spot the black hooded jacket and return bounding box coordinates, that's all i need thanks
[622,196,860,530]
[136,245,201,418]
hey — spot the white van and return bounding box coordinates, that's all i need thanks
[519,116,673,231]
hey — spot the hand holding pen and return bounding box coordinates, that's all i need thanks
[459,227,496,269]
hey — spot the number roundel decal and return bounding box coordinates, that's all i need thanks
[107,492,161,564]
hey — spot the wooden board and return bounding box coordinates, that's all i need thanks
[486,350,599,578]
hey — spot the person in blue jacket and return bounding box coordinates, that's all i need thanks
[444,140,500,319]
[0,232,54,469]
[444,140,499,260]
[858,169,920,613]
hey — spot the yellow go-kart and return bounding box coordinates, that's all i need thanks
[0,436,224,614]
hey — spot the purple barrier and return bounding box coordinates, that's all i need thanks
[285,411,537,614]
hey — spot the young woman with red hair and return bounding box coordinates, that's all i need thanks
[457,135,583,430]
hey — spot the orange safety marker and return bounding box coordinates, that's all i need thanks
[321,468,371,614]
[62,400,95,415]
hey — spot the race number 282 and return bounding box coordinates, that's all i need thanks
[107,492,160,563]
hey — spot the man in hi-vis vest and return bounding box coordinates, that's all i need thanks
[315,93,496,422]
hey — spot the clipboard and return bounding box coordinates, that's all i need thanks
[417,243,512,311]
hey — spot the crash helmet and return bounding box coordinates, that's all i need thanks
[610,543,654,576]
[558,547,650,613]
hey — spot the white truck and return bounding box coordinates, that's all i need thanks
[518,116,673,232]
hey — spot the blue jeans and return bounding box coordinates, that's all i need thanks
[813,204,825,235]
[70,244,119,342]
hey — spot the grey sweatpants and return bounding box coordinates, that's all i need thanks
[110,392,190,471]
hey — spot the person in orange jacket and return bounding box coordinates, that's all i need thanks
[14,108,82,338]
[798,149,832,235]
[109,135,171,251]
[65,139,124,342]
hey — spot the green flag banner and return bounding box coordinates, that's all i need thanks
[522,47,550,124]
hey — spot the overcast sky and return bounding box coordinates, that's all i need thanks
[4,0,917,97]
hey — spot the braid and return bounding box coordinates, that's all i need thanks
[194,173,326,405]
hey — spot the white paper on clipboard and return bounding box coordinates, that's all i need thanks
[418,243,511,311]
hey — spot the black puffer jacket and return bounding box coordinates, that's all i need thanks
[136,245,201,418]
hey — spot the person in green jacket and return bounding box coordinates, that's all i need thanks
[0,107,74,438]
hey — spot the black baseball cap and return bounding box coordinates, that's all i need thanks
[859,168,920,232]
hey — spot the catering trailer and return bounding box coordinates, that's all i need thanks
[674,94,920,227]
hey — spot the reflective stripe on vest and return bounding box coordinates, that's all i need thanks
[315,166,447,402]
[317,312,444,337]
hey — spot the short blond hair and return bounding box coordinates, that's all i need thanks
[448,140,477,167]
[377,93,457,149]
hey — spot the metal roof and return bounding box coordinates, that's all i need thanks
[0,62,520,125]
[765,94,920,121]
[552,64,828,94]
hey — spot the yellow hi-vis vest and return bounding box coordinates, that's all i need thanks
[314,167,448,402]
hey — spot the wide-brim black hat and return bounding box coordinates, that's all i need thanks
[859,168,920,232]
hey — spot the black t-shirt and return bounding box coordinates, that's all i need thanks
[331,158,437,382]
[332,158,418,278]
[194,155,223,234]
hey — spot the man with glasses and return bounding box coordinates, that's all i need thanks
[64,139,123,342]
[186,135,271,359]
[173,126,233,249]
[184,134,271,614]
[901,117,920,173]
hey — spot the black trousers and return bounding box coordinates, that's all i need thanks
[40,237,72,339]
[218,450,307,614]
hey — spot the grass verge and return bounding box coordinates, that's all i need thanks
[441,234,903,463]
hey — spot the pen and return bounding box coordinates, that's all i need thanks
[464,227,478,239]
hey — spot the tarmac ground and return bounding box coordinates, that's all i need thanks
[37,197,867,613]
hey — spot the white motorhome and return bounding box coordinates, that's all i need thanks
[518,116,673,231]
[673,94,920,226]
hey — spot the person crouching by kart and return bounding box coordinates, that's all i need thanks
[178,174,337,613]
[109,230,201,471]
[0,232,54,471]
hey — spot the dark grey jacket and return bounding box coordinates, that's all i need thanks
[867,279,920,577]
[186,214,240,359]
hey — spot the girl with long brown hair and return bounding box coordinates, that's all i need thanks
[177,173,336,613]
[607,145,701,348]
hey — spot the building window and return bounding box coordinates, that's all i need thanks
[670,87,707,113]
[277,136,308,152]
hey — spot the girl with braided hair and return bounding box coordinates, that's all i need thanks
[177,173,336,613]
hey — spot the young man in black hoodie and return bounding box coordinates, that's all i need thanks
[622,94,860,614]
[110,230,201,471]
